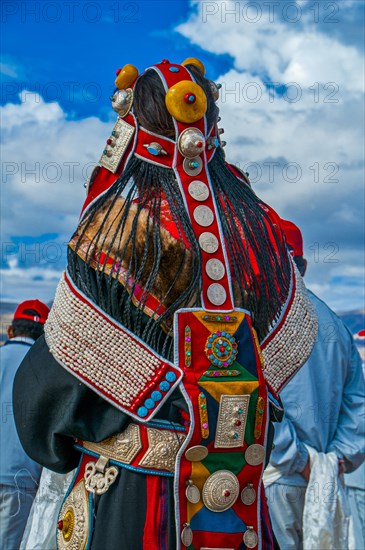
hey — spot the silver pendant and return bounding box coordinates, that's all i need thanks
[193,205,214,227]
[181,523,193,546]
[178,128,205,158]
[243,526,258,548]
[185,445,208,462]
[188,180,210,201]
[241,483,256,505]
[202,470,239,512]
[186,480,201,504]
[198,232,219,254]
[207,283,226,306]
[205,258,225,281]
[245,444,266,466]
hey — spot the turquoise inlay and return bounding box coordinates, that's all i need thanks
[147,146,160,156]
[160,381,170,392]
[151,391,162,402]
[166,371,176,382]
[144,399,155,410]
[137,406,148,417]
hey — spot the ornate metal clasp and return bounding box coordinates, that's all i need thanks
[84,456,118,495]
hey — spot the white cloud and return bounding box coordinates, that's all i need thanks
[0,91,115,302]
[1,91,112,238]
[177,0,364,312]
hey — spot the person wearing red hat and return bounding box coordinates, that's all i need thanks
[264,220,365,550]
[0,300,50,550]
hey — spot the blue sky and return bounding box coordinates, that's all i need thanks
[1,0,233,119]
[1,0,364,313]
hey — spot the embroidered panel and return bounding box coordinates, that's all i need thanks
[261,264,318,393]
[45,273,182,420]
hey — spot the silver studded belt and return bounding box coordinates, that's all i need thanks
[75,421,187,478]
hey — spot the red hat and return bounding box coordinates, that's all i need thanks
[279,219,304,257]
[13,299,50,325]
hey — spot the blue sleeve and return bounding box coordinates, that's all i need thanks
[270,413,309,475]
[327,335,365,473]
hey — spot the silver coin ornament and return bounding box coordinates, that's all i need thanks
[243,527,258,548]
[202,470,240,512]
[241,484,256,505]
[183,156,203,176]
[193,205,214,227]
[205,258,225,281]
[181,523,193,546]
[111,88,133,117]
[185,445,208,462]
[188,180,210,202]
[178,128,205,159]
[245,444,266,466]
[199,232,219,254]
[186,481,201,504]
[207,283,227,306]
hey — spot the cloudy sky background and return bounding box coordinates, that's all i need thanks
[1,0,364,312]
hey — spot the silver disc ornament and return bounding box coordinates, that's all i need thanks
[188,180,209,201]
[202,470,240,512]
[183,156,203,176]
[207,283,227,306]
[185,445,208,462]
[245,444,266,466]
[178,128,205,158]
[205,258,225,281]
[111,88,133,117]
[199,232,219,254]
[193,205,214,227]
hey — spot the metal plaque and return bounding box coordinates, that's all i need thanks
[215,395,250,449]
[99,117,135,174]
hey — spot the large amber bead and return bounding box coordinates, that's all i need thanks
[115,64,139,90]
[165,81,207,123]
[182,57,206,75]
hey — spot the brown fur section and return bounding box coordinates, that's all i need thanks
[75,197,195,309]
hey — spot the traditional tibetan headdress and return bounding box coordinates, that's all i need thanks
[69,58,298,361]
[82,58,226,217]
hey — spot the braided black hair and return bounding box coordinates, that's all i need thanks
[68,63,291,359]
